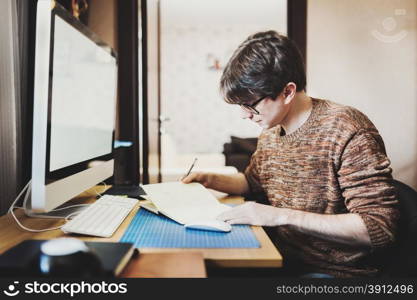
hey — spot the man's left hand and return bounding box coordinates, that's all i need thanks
[216,202,289,226]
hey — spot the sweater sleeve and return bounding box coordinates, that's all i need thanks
[338,129,399,248]
[244,150,265,195]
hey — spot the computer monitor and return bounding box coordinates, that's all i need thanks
[31,0,117,212]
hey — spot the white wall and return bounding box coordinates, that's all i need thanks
[307,0,417,188]
[159,0,287,153]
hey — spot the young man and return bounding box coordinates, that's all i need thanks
[182,31,399,277]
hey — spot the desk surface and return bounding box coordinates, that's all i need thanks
[121,252,206,278]
[0,187,282,269]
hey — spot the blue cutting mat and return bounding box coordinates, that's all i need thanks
[120,208,260,248]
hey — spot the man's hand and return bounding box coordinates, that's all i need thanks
[216,202,289,226]
[181,172,213,188]
[181,172,251,195]
[217,201,372,247]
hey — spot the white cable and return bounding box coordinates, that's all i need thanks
[8,180,89,232]
[7,180,30,214]
[37,204,89,212]
[10,208,64,232]
[8,181,65,232]
[94,181,107,197]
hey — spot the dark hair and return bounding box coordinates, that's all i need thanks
[220,31,306,105]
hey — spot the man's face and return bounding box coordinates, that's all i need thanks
[241,92,291,129]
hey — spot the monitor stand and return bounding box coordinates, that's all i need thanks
[103,185,146,199]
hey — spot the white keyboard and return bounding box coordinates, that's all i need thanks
[62,195,138,238]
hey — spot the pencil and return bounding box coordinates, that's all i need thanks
[183,157,198,179]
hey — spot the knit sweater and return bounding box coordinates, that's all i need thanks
[244,98,399,277]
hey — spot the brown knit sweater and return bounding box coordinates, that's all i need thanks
[245,98,399,277]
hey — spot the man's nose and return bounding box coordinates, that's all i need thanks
[241,109,253,119]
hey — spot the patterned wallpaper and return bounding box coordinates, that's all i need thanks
[160,24,273,153]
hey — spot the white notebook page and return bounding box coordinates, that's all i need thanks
[141,182,231,224]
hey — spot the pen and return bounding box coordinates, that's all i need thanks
[183,157,198,179]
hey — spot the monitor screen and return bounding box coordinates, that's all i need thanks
[48,15,116,172]
[31,0,118,212]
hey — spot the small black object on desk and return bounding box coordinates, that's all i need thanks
[0,239,137,277]
[39,238,103,277]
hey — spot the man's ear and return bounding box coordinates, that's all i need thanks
[283,82,297,104]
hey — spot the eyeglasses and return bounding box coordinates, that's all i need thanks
[239,96,268,115]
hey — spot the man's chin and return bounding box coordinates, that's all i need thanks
[259,123,271,129]
[257,121,281,130]
[254,120,273,129]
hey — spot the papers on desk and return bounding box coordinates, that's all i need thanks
[139,182,231,225]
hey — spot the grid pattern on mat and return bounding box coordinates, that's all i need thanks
[120,208,260,248]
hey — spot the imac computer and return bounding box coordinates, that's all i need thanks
[31,0,117,212]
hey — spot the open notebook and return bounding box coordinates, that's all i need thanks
[139,182,231,225]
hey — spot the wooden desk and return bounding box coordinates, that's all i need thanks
[0,188,282,272]
[121,252,206,278]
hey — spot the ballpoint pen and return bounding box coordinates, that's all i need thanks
[183,157,198,179]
